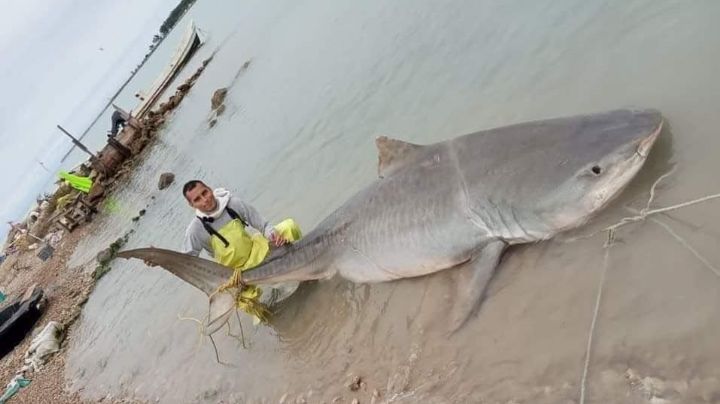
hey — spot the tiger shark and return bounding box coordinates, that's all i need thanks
[118,108,663,332]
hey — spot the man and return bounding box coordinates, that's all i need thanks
[182,180,291,255]
[181,180,302,323]
[108,110,126,137]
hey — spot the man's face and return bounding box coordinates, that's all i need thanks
[185,183,217,213]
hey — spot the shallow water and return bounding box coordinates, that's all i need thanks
[65,1,720,402]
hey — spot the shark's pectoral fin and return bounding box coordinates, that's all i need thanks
[448,240,506,333]
[375,136,423,178]
[205,290,237,335]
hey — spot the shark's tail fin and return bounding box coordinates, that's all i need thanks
[117,248,231,296]
[242,231,336,285]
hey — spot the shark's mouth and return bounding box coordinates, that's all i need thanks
[637,120,663,158]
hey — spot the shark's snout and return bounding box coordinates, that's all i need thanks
[637,118,663,158]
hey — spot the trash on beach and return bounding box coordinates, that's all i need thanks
[0,375,31,404]
[24,321,65,373]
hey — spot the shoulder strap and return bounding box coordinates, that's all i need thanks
[197,207,247,248]
[199,217,229,248]
[225,207,248,226]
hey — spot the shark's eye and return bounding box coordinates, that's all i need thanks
[591,165,602,175]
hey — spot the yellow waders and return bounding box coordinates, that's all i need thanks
[209,217,301,324]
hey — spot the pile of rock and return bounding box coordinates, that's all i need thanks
[131,56,214,155]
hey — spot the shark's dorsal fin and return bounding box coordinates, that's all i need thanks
[375,136,422,178]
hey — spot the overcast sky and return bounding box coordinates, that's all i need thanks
[0,0,179,243]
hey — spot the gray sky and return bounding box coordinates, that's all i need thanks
[0,0,178,243]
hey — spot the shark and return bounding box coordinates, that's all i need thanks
[118,108,663,332]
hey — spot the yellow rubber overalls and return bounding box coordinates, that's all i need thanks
[202,207,301,324]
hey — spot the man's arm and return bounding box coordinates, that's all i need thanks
[181,220,204,257]
[228,197,274,239]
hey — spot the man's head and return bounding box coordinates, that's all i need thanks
[183,180,217,213]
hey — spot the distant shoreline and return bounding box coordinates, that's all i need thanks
[60,36,167,162]
[59,34,169,163]
[61,0,198,162]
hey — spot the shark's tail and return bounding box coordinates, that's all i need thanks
[242,230,336,285]
[117,223,338,290]
[116,248,231,296]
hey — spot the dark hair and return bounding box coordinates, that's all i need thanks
[182,180,206,200]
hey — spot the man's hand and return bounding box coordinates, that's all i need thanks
[269,231,288,247]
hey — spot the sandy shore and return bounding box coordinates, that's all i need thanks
[0,223,143,403]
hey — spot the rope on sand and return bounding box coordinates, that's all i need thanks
[578,168,719,403]
[579,236,613,404]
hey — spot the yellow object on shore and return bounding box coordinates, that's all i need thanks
[55,193,75,210]
[210,218,302,324]
[58,171,93,193]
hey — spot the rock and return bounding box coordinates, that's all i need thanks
[211,88,228,110]
[209,118,218,128]
[131,216,140,222]
[167,95,180,109]
[216,104,226,116]
[348,375,362,391]
[177,83,191,93]
[351,400,359,404]
[158,172,175,190]
[96,248,113,265]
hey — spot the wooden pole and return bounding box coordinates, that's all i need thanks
[56,125,96,159]
[57,125,109,176]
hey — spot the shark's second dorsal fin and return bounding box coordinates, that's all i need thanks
[375,136,422,178]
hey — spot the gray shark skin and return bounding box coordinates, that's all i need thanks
[118,108,663,330]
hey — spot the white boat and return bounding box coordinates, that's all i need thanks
[132,20,204,118]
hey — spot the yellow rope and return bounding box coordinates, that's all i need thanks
[217,266,244,293]
[211,266,272,324]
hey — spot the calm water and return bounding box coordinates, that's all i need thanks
[65,1,720,403]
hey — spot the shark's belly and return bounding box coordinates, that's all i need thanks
[323,150,492,282]
[332,202,489,283]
